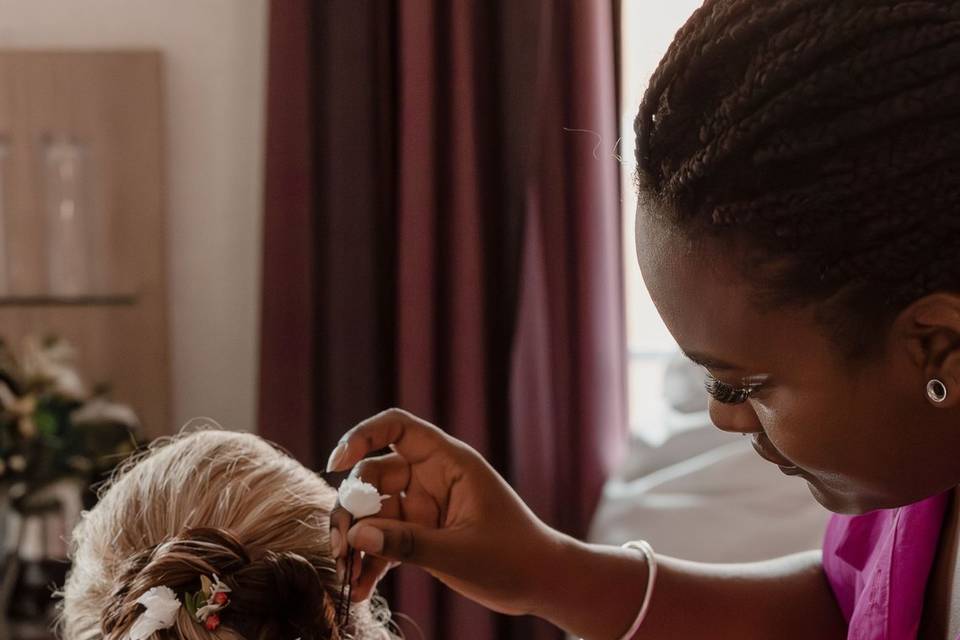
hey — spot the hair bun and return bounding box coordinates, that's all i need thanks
[101,527,251,638]
[101,527,342,639]
[230,550,341,639]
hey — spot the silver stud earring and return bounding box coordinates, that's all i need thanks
[927,379,948,404]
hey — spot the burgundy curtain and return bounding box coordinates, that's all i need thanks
[259,0,397,468]
[259,2,626,638]
[510,0,626,541]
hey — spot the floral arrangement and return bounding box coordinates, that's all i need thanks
[184,574,232,631]
[128,574,232,639]
[0,334,140,504]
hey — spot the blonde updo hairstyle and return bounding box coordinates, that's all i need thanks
[58,428,396,640]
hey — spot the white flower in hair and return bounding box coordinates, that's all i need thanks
[127,586,181,640]
[338,475,389,519]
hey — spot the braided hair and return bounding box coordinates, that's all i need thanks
[635,0,960,357]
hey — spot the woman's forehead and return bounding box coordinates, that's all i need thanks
[636,215,822,371]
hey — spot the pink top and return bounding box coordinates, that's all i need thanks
[822,492,950,639]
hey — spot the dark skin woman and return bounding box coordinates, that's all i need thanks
[329,1,960,637]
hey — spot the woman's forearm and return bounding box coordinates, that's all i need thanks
[531,538,847,640]
[530,534,651,639]
[635,550,847,640]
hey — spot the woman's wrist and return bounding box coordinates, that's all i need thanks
[530,533,651,639]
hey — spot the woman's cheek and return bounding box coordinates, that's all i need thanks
[750,393,820,467]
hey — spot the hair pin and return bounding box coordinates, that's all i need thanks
[336,475,389,628]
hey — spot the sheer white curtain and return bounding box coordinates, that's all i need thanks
[620,0,705,445]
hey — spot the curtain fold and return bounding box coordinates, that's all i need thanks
[259,0,318,466]
[511,0,626,540]
[259,2,625,638]
[259,1,397,467]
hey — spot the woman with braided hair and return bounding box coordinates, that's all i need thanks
[57,429,399,640]
[324,1,960,638]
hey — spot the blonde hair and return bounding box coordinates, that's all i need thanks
[58,427,397,640]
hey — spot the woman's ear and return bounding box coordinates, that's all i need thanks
[899,293,960,407]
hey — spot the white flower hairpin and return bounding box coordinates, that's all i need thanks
[125,574,233,639]
[127,586,181,640]
[338,475,389,519]
[336,474,389,627]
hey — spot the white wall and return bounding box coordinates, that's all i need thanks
[0,0,269,432]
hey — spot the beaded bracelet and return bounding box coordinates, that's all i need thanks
[581,540,657,640]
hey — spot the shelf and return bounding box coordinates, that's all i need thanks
[0,294,138,307]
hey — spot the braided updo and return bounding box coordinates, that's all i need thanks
[58,429,397,640]
[636,0,960,356]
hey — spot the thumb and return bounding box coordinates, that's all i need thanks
[347,518,450,568]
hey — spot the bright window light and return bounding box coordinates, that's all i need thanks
[620,1,704,442]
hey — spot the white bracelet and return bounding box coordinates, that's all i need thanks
[578,540,657,640]
[618,540,656,639]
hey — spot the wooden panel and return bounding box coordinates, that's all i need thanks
[0,52,169,438]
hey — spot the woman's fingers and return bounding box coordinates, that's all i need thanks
[346,517,464,574]
[333,490,406,600]
[351,452,412,497]
[351,555,396,602]
[331,507,352,558]
[326,408,448,472]
[398,489,442,528]
[349,495,403,601]
[330,454,421,560]
[352,455,443,527]
[329,453,408,561]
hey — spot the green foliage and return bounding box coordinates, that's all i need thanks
[184,590,204,618]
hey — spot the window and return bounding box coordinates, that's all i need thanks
[620,1,705,443]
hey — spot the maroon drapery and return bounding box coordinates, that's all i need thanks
[259,0,397,468]
[511,0,626,545]
[259,2,625,638]
[259,0,318,466]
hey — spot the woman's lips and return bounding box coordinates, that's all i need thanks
[750,436,801,474]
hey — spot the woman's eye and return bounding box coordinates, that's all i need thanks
[704,372,757,405]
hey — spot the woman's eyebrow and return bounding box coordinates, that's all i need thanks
[681,349,741,372]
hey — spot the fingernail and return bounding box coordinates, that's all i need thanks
[330,528,342,557]
[326,441,348,472]
[348,525,384,554]
[336,558,345,582]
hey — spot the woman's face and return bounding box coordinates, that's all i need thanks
[637,213,960,514]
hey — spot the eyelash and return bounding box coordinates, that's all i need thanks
[704,372,760,405]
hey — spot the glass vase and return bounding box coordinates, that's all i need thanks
[43,137,90,297]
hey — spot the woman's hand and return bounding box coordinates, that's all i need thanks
[326,408,562,616]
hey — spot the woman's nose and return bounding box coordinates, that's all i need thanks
[708,397,762,435]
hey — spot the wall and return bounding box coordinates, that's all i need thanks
[0,0,269,432]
